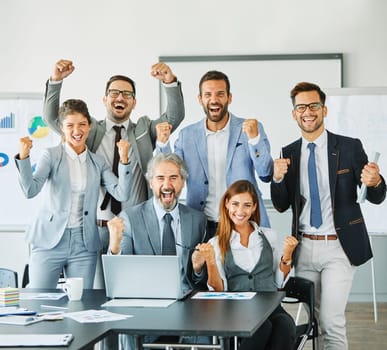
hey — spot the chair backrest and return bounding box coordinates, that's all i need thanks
[284,276,317,350]
[0,268,18,288]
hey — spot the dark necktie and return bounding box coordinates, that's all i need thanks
[307,143,322,228]
[162,213,176,255]
[100,125,123,215]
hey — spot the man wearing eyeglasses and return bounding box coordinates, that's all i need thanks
[271,82,386,350]
[43,59,185,290]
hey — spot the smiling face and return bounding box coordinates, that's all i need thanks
[225,192,257,230]
[149,161,185,211]
[198,79,232,131]
[103,79,136,123]
[292,90,327,141]
[60,112,91,154]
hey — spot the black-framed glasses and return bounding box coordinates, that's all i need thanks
[175,242,199,251]
[294,102,323,113]
[107,89,135,99]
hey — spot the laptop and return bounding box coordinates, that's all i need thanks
[102,254,191,300]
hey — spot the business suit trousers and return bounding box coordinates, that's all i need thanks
[295,237,356,350]
[29,227,97,289]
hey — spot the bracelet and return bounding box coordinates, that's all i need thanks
[280,256,292,266]
[374,178,383,188]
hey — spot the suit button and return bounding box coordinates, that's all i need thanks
[248,275,253,280]
[200,201,204,205]
[204,180,208,185]
[84,211,88,215]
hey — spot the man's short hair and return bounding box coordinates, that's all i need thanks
[290,82,326,106]
[199,70,231,95]
[105,75,136,97]
[146,153,188,181]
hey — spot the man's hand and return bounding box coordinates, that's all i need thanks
[242,119,259,139]
[19,136,33,160]
[51,59,75,82]
[273,158,291,182]
[117,140,131,164]
[361,162,382,187]
[151,62,176,84]
[107,216,125,255]
[282,236,299,262]
[156,122,172,144]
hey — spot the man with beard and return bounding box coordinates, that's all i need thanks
[172,70,273,237]
[271,82,386,349]
[43,59,185,288]
[107,152,208,349]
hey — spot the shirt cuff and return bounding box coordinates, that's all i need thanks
[248,134,261,145]
[162,81,178,87]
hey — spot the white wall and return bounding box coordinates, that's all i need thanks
[1,0,387,298]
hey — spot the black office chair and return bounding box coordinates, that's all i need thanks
[283,276,318,350]
[22,264,29,288]
[0,268,18,288]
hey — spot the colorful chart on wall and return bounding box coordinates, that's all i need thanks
[0,93,60,228]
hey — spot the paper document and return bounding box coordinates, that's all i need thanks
[64,309,132,323]
[0,315,43,325]
[358,151,381,203]
[0,334,73,347]
[102,298,176,308]
[19,292,66,300]
[0,306,36,316]
[192,292,256,300]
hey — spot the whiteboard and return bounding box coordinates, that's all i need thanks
[325,88,387,234]
[159,54,343,199]
[0,93,60,229]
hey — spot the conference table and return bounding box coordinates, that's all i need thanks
[0,289,285,350]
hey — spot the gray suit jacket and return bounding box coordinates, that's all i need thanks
[15,144,131,251]
[119,199,208,289]
[43,80,185,200]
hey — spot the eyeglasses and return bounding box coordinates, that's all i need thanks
[294,102,323,113]
[107,89,135,99]
[175,242,199,251]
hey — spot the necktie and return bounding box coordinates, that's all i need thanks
[162,213,176,255]
[307,143,322,228]
[100,125,123,215]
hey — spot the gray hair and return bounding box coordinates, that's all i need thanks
[146,153,188,181]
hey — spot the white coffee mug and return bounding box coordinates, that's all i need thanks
[62,277,83,301]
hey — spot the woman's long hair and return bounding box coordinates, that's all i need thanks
[216,180,260,265]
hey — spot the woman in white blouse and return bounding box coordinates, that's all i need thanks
[15,99,131,289]
[192,180,298,350]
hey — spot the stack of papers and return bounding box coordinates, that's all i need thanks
[0,288,19,306]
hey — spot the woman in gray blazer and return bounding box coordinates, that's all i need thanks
[15,99,131,289]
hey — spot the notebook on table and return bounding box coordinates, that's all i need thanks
[102,254,191,300]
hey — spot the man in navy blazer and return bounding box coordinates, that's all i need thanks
[167,70,273,236]
[271,82,386,349]
[108,152,208,349]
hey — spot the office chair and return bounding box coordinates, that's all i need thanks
[0,268,18,288]
[283,276,318,350]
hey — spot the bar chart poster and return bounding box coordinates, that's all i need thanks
[0,93,59,227]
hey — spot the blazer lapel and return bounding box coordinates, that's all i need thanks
[327,131,339,201]
[178,204,192,274]
[226,115,242,173]
[194,122,209,179]
[143,200,162,254]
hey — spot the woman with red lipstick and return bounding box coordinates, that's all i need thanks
[192,180,298,350]
[15,99,131,290]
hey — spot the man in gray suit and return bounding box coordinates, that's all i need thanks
[43,59,185,288]
[108,152,208,349]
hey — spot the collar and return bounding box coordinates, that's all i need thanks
[152,197,180,222]
[64,143,87,162]
[106,118,130,132]
[204,114,231,136]
[302,129,327,150]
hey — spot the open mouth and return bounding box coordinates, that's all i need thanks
[113,103,126,111]
[209,105,221,114]
[161,189,174,201]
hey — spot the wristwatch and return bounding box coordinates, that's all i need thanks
[281,256,292,266]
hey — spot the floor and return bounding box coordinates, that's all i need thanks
[284,302,387,350]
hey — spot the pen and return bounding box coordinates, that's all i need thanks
[40,305,69,310]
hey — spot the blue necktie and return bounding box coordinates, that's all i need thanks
[162,213,176,255]
[307,143,322,228]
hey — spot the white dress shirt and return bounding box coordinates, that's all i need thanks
[64,143,87,228]
[209,222,283,290]
[299,130,336,235]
